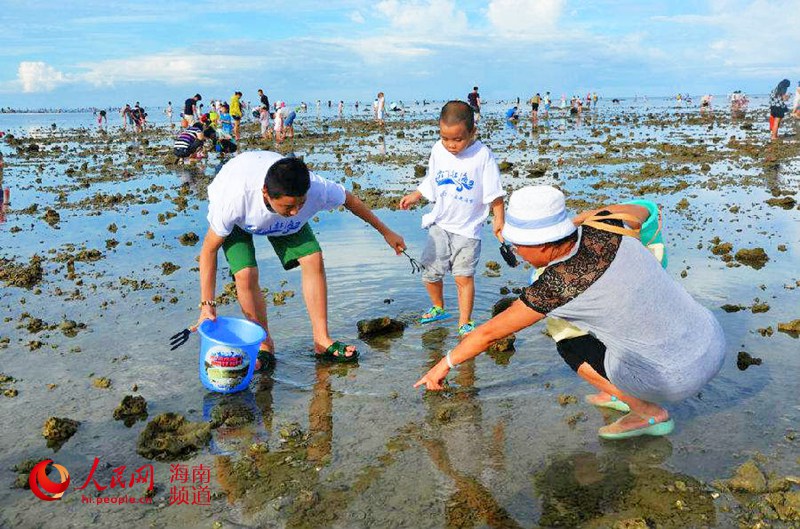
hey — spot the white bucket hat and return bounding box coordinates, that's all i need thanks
[502,185,577,246]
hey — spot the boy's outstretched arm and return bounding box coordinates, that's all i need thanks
[196,228,225,329]
[399,190,422,210]
[344,191,406,254]
[490,196,505,242]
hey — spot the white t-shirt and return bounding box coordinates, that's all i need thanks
[417,140,504,240]
[206,151,346,238]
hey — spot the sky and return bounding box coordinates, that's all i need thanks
[1,0,799,109]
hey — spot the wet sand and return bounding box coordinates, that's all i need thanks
[0,100,799,528]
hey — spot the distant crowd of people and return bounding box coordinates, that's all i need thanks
[94,78,800,163]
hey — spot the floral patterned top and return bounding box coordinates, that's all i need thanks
[770,88,788,110]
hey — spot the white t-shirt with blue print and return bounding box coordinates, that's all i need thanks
[207,151,346,238]
[417,140,504,240]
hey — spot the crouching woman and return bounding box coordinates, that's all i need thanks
[414,185,726,440]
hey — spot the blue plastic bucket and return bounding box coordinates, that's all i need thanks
[197,317,266,394]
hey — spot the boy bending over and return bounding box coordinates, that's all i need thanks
[197,152,406,367]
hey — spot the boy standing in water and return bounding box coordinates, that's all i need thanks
[400,101,505,336]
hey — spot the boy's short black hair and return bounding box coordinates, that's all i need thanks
[440,100,475,132]
[264,157,311,198]
[473,86,478,91]
[202,127,216,140]
[195,94,202,100]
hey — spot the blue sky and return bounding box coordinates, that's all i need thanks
[1,0,798,108]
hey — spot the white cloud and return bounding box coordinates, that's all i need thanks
[376,0,468,36]
[652,0,800,76]
[329,0,469,64]
[18,61,68,93]
[487,0,565,37]
[328,36,433,64]
[349,10,366,23]
[8,51,269,94]
[78,52,265,87]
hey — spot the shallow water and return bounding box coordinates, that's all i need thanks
[0,100,798,528]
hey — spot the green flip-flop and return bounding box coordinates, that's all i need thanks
[599,417,675,440]
[584,394,631,413]
[316,341,359,363]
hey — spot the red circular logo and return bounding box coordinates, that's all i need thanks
[29,460,70,501]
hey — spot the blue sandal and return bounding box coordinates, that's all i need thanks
[420,306,451,324]
[458,321,475,337]
[599,416,675,440]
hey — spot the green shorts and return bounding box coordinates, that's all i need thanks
[222,224,321,274]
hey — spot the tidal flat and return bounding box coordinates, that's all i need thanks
[0,99,798,528]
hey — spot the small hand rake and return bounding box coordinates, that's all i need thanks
[402,250,425,274]
[169,325,196,350]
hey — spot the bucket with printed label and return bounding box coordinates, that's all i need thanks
[197,317,266,394]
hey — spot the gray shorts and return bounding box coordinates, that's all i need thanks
[421,224,481,283]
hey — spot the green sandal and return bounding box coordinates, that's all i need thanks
[599,417,675,440]
[584,394,631,413]
[316,341,359,363]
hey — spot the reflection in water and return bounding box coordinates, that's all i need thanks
[421,437,522,529]
[419,330,515,529]
[211,363,414,528]
[504,120,518,135]
[0,157,7,223]
[211,333,522,528]
[307,363,333,464]
[175,166,213,201]
[0,186,8,224]
[204,390,265,456]
[533,442,716,529]
[377,135,387,156]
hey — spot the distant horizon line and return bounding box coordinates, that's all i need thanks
[0,92,772,113]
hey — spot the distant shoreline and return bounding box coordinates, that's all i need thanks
[0,94,772,115]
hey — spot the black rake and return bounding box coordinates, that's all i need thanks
[169,326,194,350]
[402,250,425,274]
